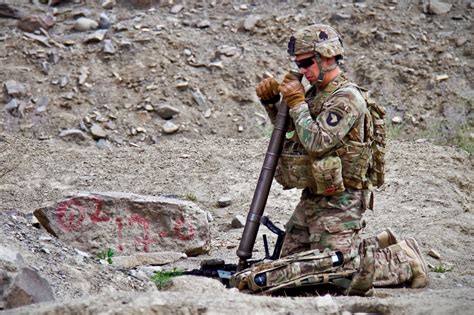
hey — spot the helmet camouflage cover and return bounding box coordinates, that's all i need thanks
[288,24,344,58]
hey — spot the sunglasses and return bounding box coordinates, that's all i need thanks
[295,56,315,69]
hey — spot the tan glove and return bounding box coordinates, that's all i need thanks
[279,73,305,109]
[256,78,280,105]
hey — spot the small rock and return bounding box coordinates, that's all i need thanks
[90,124,107,139]
[60,76,69,88]
[436,74,449,81]
[84,29,107,43]
[170,4,184,14]
[17,15,55,33]
[104,121,116,130]
[425,0,452,15]
[428,249,441,259]
[62,92,75,100]
[217,197,232,208]
[103,39,116,54]
[217,45,240,57]
[96,139,112,150]
[39,236,53,241]
[206,211,214,222]
[48,0,66,5]
[48,51,60,64]
[391,116,403,124]
[175,81,189,90]
[238,125,244,132]
[192,89,207,107]
[183,49,192,56]
[74,17,98,32]
[98,12,110,30]
[136,265,163,277]
[35,96,48,113]
[415,138,428,143]
[78,66,89,85]
[162,121,179,134]
[0,3,20,19]
[59,129,87,140]
[4,267,54,309]
[74,248,90,258]
[102,0,115,9]
[197,19,211,28]
[4,80,27,98]
[243,15,260,31]
[393,44,404,52]
[5,98,19,112]
[331,12,352,21]
[231,215,245,228]
[455,37,467,47]
[144,104,154,111]
[157,104,180,120]
[41,247,50,255]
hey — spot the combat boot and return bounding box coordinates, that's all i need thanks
[398,238,428,288]
[376,228,399,249]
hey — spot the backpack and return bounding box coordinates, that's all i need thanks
[362,90,386,189]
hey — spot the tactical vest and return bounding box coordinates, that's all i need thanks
[274,75,386,197]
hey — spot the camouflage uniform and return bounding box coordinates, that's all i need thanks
[266,72,370,258]
[250,24,428,294]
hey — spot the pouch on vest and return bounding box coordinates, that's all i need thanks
[311,156,345,196]
[275,141,317,190]
[335,140,371,189]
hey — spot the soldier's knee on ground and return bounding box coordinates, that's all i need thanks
[346,244,375,296]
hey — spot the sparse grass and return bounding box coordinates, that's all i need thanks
[453,124,473,154]
[185,192,197,202]
[386,120,404,140]
[98,248,114,264]
[151,269,184,289]
[431,265,453,273]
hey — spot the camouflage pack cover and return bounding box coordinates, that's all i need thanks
[230,248,358,294]
[288,24,344,58]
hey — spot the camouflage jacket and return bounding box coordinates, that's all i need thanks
[289,73,368,158]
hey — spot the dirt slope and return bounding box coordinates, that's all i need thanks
[0,0,472,149]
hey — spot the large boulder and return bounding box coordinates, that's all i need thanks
[34,192,211,256]
[0,247,54,310]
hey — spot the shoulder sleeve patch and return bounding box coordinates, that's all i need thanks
[326,111,342,127]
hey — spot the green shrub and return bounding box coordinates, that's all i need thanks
[151,269,184,289]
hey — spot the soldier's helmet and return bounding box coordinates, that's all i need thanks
[287,24,344,58]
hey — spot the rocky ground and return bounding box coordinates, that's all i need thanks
[0,0,473,314]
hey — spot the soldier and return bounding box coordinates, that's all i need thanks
[249,24,428,294]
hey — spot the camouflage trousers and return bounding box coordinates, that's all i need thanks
[281,188,367,257]
[281,188,414,288]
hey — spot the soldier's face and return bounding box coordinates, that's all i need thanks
[294,52,320,84]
